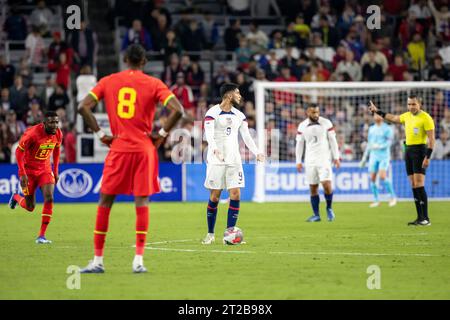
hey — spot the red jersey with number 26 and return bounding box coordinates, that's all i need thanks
[89,69,174,152]
[17,123,63,176]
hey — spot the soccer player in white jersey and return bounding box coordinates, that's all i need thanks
[296,104,340,222]
[202,83,264,244]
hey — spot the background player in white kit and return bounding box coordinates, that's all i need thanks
[202,83,264,244]
[296,104,340,222]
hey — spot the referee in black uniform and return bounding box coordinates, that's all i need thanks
[368,95,435,226]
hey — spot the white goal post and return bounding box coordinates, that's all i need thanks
[253,81,450,202]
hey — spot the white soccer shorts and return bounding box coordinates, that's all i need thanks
[305,164,333,185]
[204,164,245,190]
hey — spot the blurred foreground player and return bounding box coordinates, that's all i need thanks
[9,111,62,244]
[78,44,184,273]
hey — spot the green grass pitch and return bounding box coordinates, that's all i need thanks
[1,201,450,300]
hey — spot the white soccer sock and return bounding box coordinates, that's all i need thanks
[93,256,103,266]
[133,255,143,266]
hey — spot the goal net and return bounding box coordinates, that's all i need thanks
[253,82,450,202]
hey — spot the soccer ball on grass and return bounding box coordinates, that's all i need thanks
[223,227,244,245]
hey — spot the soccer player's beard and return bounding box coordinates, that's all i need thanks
[309,116,319,123]
[231,98,240,109]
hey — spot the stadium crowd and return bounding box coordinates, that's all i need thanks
[1,0,450,164]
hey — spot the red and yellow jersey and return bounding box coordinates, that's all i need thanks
[89,69,174,152]
[17,123,63,176]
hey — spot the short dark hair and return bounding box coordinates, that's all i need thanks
[408,94,422,102]
[220,83,239,99]
[124,44,147,67]
[44,111,58,118]
[307,103,319,109]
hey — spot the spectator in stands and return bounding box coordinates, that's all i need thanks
[430,90,447,132]
[1,88,11,120]
[180,54,192,77]
[388,54,409,81]
[292,54,309,80]
[5,110,26,143]
[285,21,302,49]
[337,3,356,37]
[25,26,46,70]
[409,0,432,19]
[276,66,298,82]
[64,123,77,163]
[246,21,269,54]
[224,19,242,51]
[162,30,182,64]
[76,65,97,104]
[161,53,181,86]
[311,1,334,28]
[9,75,28,120]
[18,57,33,87]
[362,51,385,81]
[301,62,326,82]
[332,45,346,69]
[69,21,97,69]
[361,46,389,74]
[41,76,55,108]
[122,19,153,51]
[26,85,43,109]
[202,14,220,49]
[279,46,297,72]
[428,55,449,80]
[399,12,424,49]
[195,98,209,122]
[47,84,69,111]
[148,9,169,52]
[186,61,204,96]
[268,30,285,49]
[53,52,71,90]
[170,72,195,115]
[235,38,253,68]
[48,31,72,71]
[3,5,28,43]
[263,49,280,80]
[213,64,232,96]
[30,0,53,36]
[235,72,253,102]
[431,129,450,159]
[0,121,14,163]
[441,108,450,133]
[428,0,450,43]
[312,15,339,48]
[0,55,16,89]
[378,37,394,64]
[407,33,426,71]
[340,27,364,62]
[335,50,362,81]
[25,99,44,126]
[180,20,206,52]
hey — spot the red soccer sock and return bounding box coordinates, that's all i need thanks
[39,201,53,237]
[94,206,111,257]
[14,194,34,212]
[135,206,149,255]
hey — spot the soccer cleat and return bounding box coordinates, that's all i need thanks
[9,193,18,210]
[80,260,105,273]
[388,198,397,207]
[133,264,148,273]
[201,233,215,245]
[408,219,419,226]
[326,208,335,222]
[369,202,380,208]
[35,236,52,244]
[306,215,321,222]
[417,220,431,226]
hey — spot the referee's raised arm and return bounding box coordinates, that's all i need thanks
[368,101,401,124]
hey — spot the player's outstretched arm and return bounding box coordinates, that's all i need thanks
[239,121,264,161]
[368,101,401,124]
[78,94,114,146]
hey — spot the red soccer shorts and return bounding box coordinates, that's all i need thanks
[101,149,160,196]
[22,172,55,196]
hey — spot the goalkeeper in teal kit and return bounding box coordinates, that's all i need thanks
[360,113,397,207]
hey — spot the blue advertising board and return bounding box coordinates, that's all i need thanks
[0,163,182,203]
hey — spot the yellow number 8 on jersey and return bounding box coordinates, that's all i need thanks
[117,87,137,119]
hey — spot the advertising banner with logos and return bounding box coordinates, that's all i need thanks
[0,163,182,203]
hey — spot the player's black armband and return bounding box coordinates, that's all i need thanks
[426,148,433,159]
[375,110,386,118]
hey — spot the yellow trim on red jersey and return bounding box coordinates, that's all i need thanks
[94,230,107,235]
[89,91,99,102]
[136,231,147,235]
[163,94,175,106]
[41,214,52,218]
[17,144,25,151]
